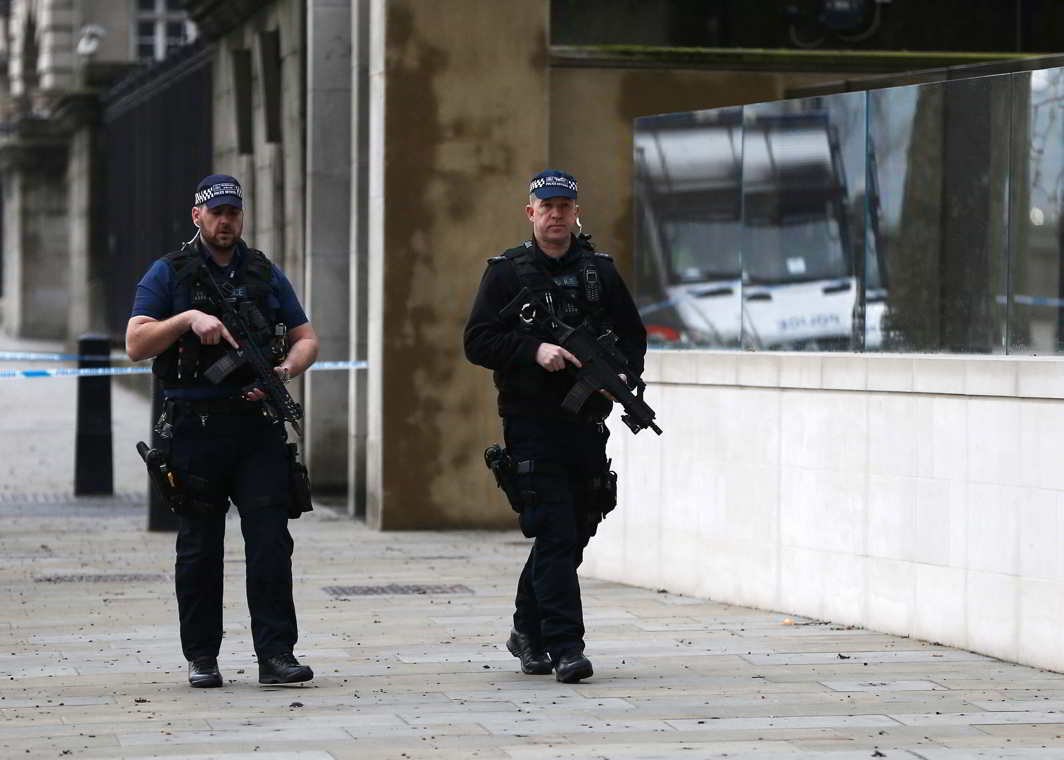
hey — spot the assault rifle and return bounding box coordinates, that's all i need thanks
[501,286,662,436]
[197,264,305,437]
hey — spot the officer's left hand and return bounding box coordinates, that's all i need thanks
[598,374,627,402]
[242,366,292,401]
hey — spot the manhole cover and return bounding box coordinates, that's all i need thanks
[323,583,473,597]
[35,573,167,583]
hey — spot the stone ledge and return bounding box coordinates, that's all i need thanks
[648,349,1064,400]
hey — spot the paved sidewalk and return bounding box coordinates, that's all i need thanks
[0,336,153,499]
[5,337,1064,759]
[5,501,1064,760]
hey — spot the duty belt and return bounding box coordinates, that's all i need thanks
[172,398,266,416]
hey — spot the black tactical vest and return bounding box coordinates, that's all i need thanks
[495,237,612,335]
[488,237,616,419]
[151,243,280,388]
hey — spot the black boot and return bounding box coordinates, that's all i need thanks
[506,629,552,675]
[188,656,222,688]
[554,651,593,683]
[258,652,313,685]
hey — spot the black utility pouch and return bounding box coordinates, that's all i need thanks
[287,442,313,519]
[598,462,618,517]
[580,464,617,539]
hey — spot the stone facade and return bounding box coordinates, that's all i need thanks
[0,0,180,339]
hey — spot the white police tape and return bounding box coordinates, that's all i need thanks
[311,360,368,371]
[0,351,120,362]
[0,359,367,380]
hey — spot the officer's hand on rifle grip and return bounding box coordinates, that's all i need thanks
[536,343,582,372]
[242,365,290,402]
[189,310,239,349]
[599,374,627,402]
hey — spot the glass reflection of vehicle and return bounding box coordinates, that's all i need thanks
[634,109,743,347]
[863,145,887,350]
[740,111,856,350]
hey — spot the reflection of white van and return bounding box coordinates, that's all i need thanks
[740,111,857,350]
[634,109,744,347]
[634,109,862,350]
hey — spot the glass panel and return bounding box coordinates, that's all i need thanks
[137,21,155,36]
[1008,68,1064,354]
[137,42,155,60]
[867,75,1011,353]
[166,0,184,9]
[138,0,156,12]
[167,22,184,40]
[740,93,865,351]
[633,108,743,348]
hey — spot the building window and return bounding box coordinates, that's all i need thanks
[134,0,196,62]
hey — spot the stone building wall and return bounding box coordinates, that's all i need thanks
[364,0,550,529]
[207,0,303,285]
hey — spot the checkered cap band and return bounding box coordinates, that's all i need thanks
[528,176,578,194]
[194,182,243,206]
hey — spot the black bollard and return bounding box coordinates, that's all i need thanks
[74,334,113,495]
[147,376,179,531]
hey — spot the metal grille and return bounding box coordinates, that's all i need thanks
[323,584,473,598]
[101,42,212,339]
[35,573,167,584]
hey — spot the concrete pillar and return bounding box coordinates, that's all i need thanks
[61,95,106,338]
[365,0,550,529]
[36,0,75,93]
[348,0,370,518]
[304,0,352,496]
[0,135,69,338]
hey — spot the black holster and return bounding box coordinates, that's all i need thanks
[485,444,523,512]
[136,440,221,517]
[580,460,618,537]
[589,459,618,517]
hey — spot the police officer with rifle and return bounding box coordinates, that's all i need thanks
[126,174,319,688]
[464,170,653,683]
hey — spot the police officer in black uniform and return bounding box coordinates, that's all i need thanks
[126,174,319,688]
[464,170,647,683]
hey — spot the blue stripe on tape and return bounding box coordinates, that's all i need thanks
[0,359,367,379]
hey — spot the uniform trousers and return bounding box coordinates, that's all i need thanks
[168,405,297,661]
[503,413,609,662]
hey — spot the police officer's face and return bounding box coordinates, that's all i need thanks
[192,204,243,251]
[527,196,578,250]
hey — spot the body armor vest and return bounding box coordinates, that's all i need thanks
[497,238,612,336]
[152,244,282,388]
[489,237,616,420]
